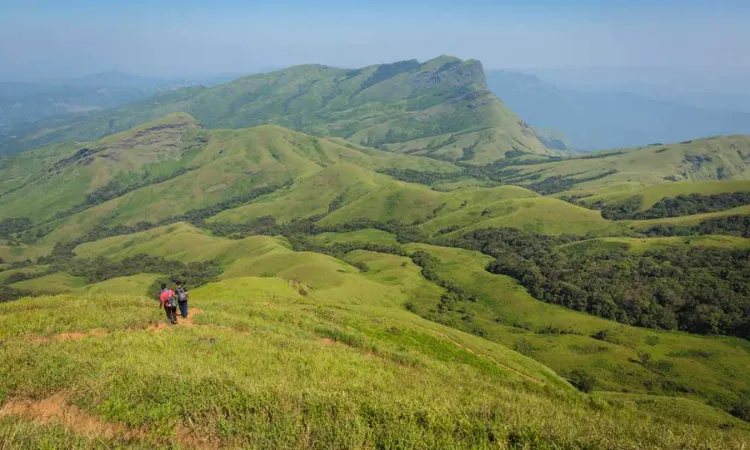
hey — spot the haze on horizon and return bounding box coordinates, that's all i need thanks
[1,0,749,91]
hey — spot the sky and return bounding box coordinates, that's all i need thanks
[1,0,749,81]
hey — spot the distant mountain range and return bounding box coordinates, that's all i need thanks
[486,70,750,151]
[0,57,550,163]
[0,71,238,138]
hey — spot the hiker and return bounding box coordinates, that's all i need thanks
[175,280,189,319]
[158,283,178,325]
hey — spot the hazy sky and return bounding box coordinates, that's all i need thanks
[1,0,749,80]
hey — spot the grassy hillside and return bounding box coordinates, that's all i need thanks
[3,56,549,163]
[5,224,729,413]
[1,71,749,448]
[0,117,457,243]
[512,136,750,195]
[420,196,626,237]
[578,179,750,210]
[2,280,748,448]
[626,205,750,228]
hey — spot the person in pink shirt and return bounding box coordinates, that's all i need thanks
[158,283,178,325]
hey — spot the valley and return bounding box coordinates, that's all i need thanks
[1,56,749,449]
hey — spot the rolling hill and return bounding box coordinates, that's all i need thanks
[2,56,550,163]
[1,57,750,448]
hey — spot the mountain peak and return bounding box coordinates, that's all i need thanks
[3,57,547,163]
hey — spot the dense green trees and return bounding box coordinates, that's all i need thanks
[600,192,750,220]
[0,286,30,303]
[645,215,750,238]
[0,217,31,238]
[447,228,750,339]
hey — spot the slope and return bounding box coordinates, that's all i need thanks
[207,167,613,238]
[0,116,457,243]
[4,56,549,163]
[577,179,750,211]
[504,135,750,195]
[3,284,747,448]
[3,223,749,448]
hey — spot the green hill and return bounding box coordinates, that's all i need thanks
[2,222,750,448]
[1,61,750,448]
[513,136,750,195]
[578,179,750,210]
[3,284,748,448]
[3,56,549,163]
[0,115,457,243]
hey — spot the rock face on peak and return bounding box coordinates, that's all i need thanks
[3,57,549,163]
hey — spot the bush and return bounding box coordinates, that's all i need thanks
[731,399,750,422]
[514,338,534,356]
[569,369,596,393]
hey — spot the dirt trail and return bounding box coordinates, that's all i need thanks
[25,329,109,344]
[57,329,108,341]
[0,393,218,449]
[25,309,208,341]
[0,394,131,439]
[178,308,204,327]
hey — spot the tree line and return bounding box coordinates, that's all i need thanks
[442,228,750,339]
[598,192,750,220]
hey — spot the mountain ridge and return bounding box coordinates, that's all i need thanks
[1,56,550,163]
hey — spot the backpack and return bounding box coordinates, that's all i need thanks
[176,287,188,302]
[163,290,178,308]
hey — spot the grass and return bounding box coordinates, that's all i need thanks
[422,196,626,237]
[78,273,163,296]
[403,242,750,415]
[578,179,750,210]
[626,204,750,228]
[1,281,748,449]
[0,244,50,264]
[564,235,750,254]
[311,228,399,246]
[0,265,49,284]
[514,135,750,194]
[5,56,548,164]
[65,224,750,424]
[9,273,87,294]
[2,119,456,244]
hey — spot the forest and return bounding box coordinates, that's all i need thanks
[599,192,750,220]
[444,228,750,339]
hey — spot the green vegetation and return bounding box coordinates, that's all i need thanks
[3,56,549,164]
[600,191,750,220]
[0,58,749,447]
[1,281,749,449]
[446,227,750,338]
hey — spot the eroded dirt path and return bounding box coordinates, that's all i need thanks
[24,308,208,341]
[0,394,132,439]
[177,307,204,327]
[0,393,218,449]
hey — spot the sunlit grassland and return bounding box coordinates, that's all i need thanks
[1,279,748,449]
[404,243,750,415]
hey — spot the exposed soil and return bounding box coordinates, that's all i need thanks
[0,394,129,439]
[178,308,204,327]
[56,331,88,341]
[0,393,218,449]
[320,338,334,345]
[147,322,168,333]
[25,309,208,343]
